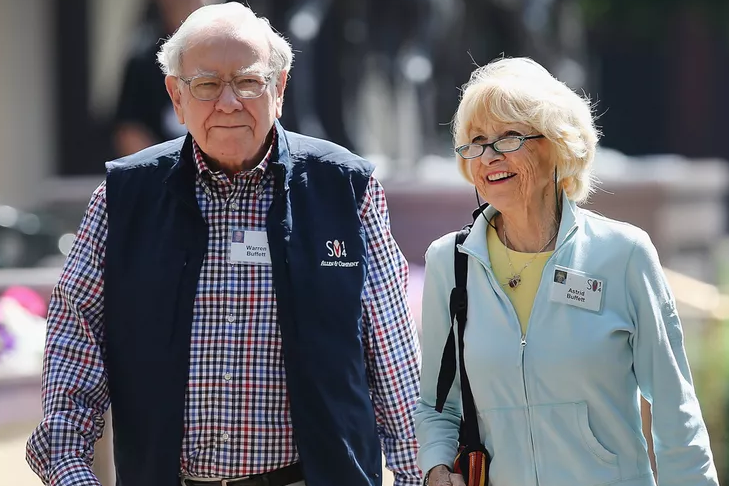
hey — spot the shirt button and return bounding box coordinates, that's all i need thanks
[223,372,232,381]
[226,315,235,323]
[221,432,229,442]
[230,202,240,211]
[256,186,264,196]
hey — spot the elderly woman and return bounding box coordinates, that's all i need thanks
[414,57,719,486]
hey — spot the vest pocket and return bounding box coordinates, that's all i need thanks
[113,248,188,347]
[532,401,620,486]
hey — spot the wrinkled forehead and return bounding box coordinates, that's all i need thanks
[181,27,271,76]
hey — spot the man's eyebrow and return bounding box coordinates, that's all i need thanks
[192,69,219,77]
[188,68,268,78]
[234,66,267,76]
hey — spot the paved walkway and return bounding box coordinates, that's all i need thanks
[1,421,41,485]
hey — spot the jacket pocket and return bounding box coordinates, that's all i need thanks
[575,402,618,466]
[532,402,620,486]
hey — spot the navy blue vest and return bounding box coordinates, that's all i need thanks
[103,122,381,486]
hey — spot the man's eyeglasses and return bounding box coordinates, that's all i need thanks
[178,73,273,101]
[455,134,545,159]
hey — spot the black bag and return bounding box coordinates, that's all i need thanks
[433,225,491,486]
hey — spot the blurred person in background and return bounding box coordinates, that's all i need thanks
[26,3,421,486]
[113,0,213,156]
[414,57,718,486]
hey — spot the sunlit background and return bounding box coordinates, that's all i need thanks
[2,0,729,484]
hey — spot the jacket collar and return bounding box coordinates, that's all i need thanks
[460,192,581,267]
[266,119,292,195]
[163,134,201,218]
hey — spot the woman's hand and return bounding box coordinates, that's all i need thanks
[427,465,466,486]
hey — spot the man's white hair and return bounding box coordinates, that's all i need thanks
[157,2,293,79]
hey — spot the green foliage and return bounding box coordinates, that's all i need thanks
[683,320,728,483]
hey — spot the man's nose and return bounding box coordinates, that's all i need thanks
[215,84,243,113]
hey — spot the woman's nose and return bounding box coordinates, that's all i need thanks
[479,146,504,165]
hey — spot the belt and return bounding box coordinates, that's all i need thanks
[181,463,303,486]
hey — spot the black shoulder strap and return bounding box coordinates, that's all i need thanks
[456,257,481,448]
[434,226,471,413]
[434,224,482,447]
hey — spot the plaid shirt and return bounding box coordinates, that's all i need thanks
[26,136,422,486]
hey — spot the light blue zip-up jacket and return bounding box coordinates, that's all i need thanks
[414,197,718,486]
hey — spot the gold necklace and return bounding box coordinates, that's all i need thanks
[502,228,558,290]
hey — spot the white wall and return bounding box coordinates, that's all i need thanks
[0,0,54,209]
[89,0,146,118]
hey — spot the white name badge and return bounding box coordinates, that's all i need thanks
[229,229,272,265]
[549,265,604,312]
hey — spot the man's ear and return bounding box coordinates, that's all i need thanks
[274,70,288,119]
[165,75,186,124]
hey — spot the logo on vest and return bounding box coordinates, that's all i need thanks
[321,240,359,268]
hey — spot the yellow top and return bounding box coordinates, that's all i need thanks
[487,224,553,335]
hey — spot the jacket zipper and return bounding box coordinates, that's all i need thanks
[459,224,578,486]
[519,335,538,485]
[519,225,578,485]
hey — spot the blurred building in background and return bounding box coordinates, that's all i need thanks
[3,0,729,255]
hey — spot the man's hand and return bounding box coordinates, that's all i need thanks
[426,465,466,486]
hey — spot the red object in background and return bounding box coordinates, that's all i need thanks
[1,286,48,318]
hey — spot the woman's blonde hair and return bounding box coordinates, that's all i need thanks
[453,57,599,203]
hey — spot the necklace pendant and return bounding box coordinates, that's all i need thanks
[507,275,521,289]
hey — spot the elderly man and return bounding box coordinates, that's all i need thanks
[25,4,421,486]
